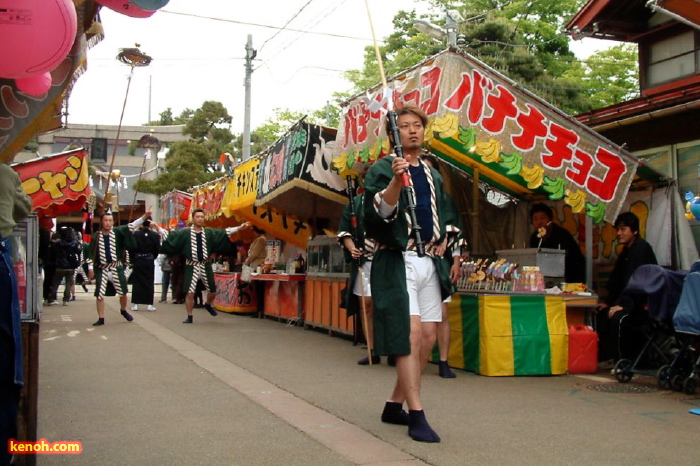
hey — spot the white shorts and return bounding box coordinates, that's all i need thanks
[404,251,442,322]
[353,261,372,297]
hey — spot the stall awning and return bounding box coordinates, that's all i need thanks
[12,148,91,218]
[333,49,672,224]
[190,162,313,249]
[255,121,348,227]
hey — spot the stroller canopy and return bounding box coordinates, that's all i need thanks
[673,271,700,335]
[621,264,688,321]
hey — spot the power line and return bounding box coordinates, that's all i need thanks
[255,0,347,72]
[159,9,370,42]
[259,0,315,53]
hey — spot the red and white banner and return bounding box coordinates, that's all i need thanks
[13,148,91,217]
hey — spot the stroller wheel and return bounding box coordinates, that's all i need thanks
[614,359,633,383]
[683,377,696,395]
[671,375,684,391]
[657,365,673,389]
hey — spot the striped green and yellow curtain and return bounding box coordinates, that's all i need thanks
[445,294,568,376]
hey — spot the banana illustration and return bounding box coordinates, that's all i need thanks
[542,176,565,200]
[520,164,544,189]
[370,138,383,161]
[424,123,435,143]
[431,114,459,138]
[473,138,502,163]
[359,146,371,164]
[499,152,522,175]
[458,127,476,150]
[380,138,390,157]
[332,152,349,172]
[564,188,587,213]
[586,202,606,224]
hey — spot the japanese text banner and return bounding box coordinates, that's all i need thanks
[226,158,259,213]
[14,149,91,217]
[333,49,639,224]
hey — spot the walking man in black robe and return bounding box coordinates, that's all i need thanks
[130,219,162,312]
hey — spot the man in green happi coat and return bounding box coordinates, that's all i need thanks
[87,208,151,326]
[160,208,250,323]
[363,105,462,443]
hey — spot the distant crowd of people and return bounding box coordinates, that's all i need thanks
[38,207,251,326]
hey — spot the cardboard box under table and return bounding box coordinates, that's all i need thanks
[449,293,568,376]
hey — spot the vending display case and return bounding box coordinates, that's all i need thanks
[10,213,41,321]
[306,236,349,276]
[304,236,353,337]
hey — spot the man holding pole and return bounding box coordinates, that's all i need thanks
[363,105,461,443]
[337,164,377,365]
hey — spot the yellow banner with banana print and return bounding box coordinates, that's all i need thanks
[333,49,642,224]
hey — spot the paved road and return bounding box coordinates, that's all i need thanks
[35,291,700,465]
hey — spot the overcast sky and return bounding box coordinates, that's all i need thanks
[66,0,611,134]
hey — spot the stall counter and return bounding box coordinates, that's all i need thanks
[445,292,594,376]
[252,273,305,323]
[214,273,258,314]
[303,275,354,337]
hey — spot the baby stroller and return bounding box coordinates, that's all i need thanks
[611,264,690,387]
[670,265,700,394]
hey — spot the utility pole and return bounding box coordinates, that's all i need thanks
[243,34,256,161]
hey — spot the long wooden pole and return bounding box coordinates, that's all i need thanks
[357,267,373,365]
[104,63,136,224]
[363,0,425,256]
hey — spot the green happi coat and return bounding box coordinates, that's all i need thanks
[87,225,138,297]
[160,227,235,293]
[363,155,462,356]
[337,194,374,317]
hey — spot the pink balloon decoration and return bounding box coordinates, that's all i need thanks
[95,0,157,18]
[15,72,53,96]
[0,0,77,79]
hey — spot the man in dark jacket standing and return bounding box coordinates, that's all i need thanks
[48,226,81,306]
[130,220,162,312]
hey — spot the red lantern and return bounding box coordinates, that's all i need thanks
[0,0,77,79]
[94,0,157,18]
[15,72,52,96]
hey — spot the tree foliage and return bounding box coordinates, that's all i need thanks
[133,140,222,196]
[344,0,638,115]
[134,101,234,196]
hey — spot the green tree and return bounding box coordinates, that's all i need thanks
[133,141,221,196]
[184,101,233,143]
[579,44,639,108]
[134,101,234,195]
[344,0,636,115]
[147,107,195,126]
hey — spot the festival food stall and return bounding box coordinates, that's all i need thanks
[160,189,192,229]
[188,156,315,318]
[251,120,354,335]
[332,48,688,375]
